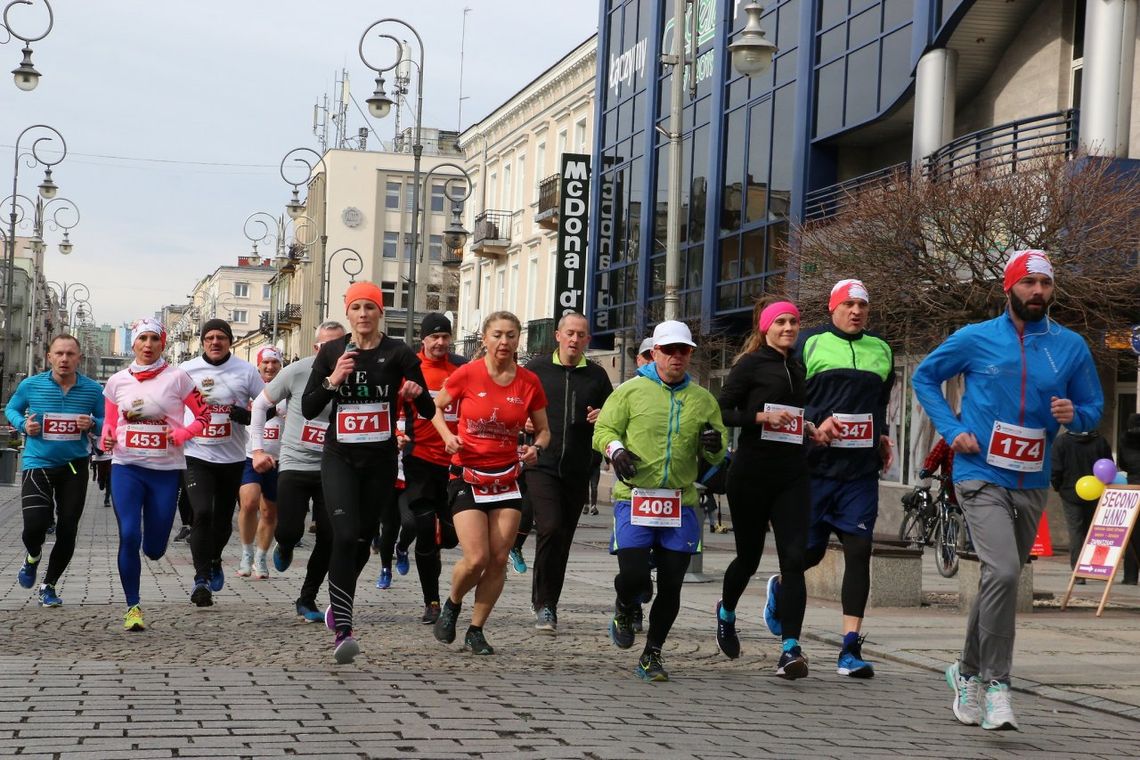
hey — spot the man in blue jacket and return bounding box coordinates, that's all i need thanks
[913,250,1103,732]
[5,334,105,607]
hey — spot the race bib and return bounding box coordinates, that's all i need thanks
[41,413,84,442]
[630,488,683,527]
[463,465,522,504]
[124,423,168,457]
[263,425,280,442]
[430,389,459,423]
[760,403,804,444]
[299,420,328,452]
[336,402,391,443]
[986,421,1045,472]
[832,412,874,449]
[196,408,232,444]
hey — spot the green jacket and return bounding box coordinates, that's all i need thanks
[593,363,726,506]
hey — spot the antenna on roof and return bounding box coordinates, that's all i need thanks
[458,6,472,131]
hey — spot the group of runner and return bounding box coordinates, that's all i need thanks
[7,249,1102,732]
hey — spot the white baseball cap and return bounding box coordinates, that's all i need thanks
[652,320,697,348]
[638,337,655,356]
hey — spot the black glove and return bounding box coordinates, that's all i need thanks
[918,468,932,480]
[611,448,640,482]
[700,424,722,453]
[228,405,252,425]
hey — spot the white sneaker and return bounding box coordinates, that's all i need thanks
[945,661,982,726]
[982,680,1019,731]
[254,552,269,580]
[237,550,253,578]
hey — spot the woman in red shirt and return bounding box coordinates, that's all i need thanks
[430,311,550,654]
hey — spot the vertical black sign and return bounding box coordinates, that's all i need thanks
[593,155,619,331]
[554,153,591,319]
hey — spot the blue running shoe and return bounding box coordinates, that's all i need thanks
[296,600,324,623]
[609,600,635,649]
[508,548,527,574]
[837,633,875,678]
[763,574,782,637]
[635,650,669,682]
[273,543,293,573]
[376,567,392,589]
[395,548,410,576]
[38,584,62,607]
[208,561,224,593]
[17,555,39,589]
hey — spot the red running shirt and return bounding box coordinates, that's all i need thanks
[444,359,547,470]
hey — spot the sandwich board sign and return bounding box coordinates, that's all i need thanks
[1061,484,1140,616]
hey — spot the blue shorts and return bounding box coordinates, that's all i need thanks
[807,474,879,550]
[241,457,278,502]
[610,501,702,555]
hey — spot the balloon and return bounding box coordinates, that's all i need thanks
[1075,475,1106,501]
[1114,472,1129,485]
[1092,458,1117,485]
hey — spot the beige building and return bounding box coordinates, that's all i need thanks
[455,36,597,358]
[167,260,274,363]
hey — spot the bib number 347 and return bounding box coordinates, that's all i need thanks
[986,421,1045,473]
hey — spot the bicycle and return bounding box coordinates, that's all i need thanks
[898,474,969,577]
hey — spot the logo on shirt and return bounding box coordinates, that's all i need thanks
[465,408,512,444]
[201,377,215,390]
[477,392,488,398]
[506,396,524,405]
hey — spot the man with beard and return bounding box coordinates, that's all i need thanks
[913,249,1102,731]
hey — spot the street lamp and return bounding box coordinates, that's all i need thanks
[324,247,365,312]
[3,0,53,92]
[729,2,777,77]
[244,210,318,344]
[417,162,472,317]
[279,147,329,314]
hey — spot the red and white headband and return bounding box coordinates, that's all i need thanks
[829,279,869,312]
[1003,250,1053,292]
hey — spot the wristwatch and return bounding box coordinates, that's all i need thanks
[321,377,340,391]
[533,444,544,455]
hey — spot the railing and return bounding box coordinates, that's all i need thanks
[804,163,910,221]
[925,109,1078,182]
[459,333,480,359]
[526,317,556,357]
[536,174,560,218]
[472,210,513,251]
[257,304,304,334]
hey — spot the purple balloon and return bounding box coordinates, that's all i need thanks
[1093,458,1117,485]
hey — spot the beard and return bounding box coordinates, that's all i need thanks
[1008,289,1052,322]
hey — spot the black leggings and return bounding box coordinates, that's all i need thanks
[275,469,332,606]
[514,491,534,551]
[321,448,397,634]
[21,458,89,586]
[377,492,415,565]
[805,531,873,619]
[722,463,810,640]
[615,547,691,650]
[404,457,456,606]
[184,458,244,579]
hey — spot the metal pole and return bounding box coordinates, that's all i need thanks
[406,42,425,345]
[663,0,687,323]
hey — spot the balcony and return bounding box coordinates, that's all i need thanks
[804,163,910,221]
[535,174,560,230]
[471,210,512,257]
[924,109,1078,182]
[257,304,303,335]
[525,317,556,357]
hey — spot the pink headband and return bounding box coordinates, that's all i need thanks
[759,301,800,333]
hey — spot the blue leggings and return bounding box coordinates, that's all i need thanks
[111,464,181,607]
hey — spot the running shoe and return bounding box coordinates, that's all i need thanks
[190,580,213,607]
[763,574,782,637]
[837,633,875,678]
[272,542,293,572]
[324,605,335,631]
[508,548,527,574]
[208,561,225,593]
[632,604,644,634]
[38,583,62,608]
[776,643,809,679]
[334,630,360,664]
[635,650,669,682]
[46,521,56,536]
[715,601,740,659]
[421,601,441,625]
[535,605,557,634]
[173,526,191,543]
[237,550,253,578]
[982,681,1019,731]
[17,555,39,589]
[609,599,635,649]
[464,628,494,655]
[589,505,599,515]
[946,661,983,726]
[103,496,111,508]
[434,600,460,644]
[376,567,392,590]
[395,548,410,576]
[295,600,324,623]
[254,553,269,580]
[123,605,146,631]
[370,535,381,554]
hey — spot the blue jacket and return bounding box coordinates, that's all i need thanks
[4,371,105,470]
[911,312,1103,490]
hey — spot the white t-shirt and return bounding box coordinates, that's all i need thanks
[181,354,264,464]
[104,366,200,471]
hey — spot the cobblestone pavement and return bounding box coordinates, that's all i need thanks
[1,485,1139,758]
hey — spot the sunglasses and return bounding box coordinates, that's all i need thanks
[658,344,693,356]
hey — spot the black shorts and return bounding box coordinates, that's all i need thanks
[448,476,524,515]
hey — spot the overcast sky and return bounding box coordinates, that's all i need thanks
[1,0,598,329]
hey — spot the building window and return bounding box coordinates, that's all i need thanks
[232,309,248,324]
[574,118,587,152]
[381,281,396,308]
[262,284,271,300]
[526,254,539,320]
[534,141,546,200]
[234,282,250,298]
[386,180,401,209]
[383,231,399,259]
[502,163,512,209]
[515,154,526,208]
[557,129,567,158]
[496,270,505,309]
[405,182,416,211]
[431,182,446,213]
[488,172,498,210]
[429,235,442,261]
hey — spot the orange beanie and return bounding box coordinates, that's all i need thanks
[343,281,384,312]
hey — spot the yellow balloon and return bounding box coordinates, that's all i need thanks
[1075,475,1106,501]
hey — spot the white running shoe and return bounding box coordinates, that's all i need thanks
[254,552,269,580]
[236,550,253,578]
[982,680,1019,731]
[945,661,982,726]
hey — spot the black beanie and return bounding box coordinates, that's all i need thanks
[200,318,234,342]
[420,313,452,338]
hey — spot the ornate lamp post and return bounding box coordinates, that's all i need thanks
[3,0,53,91]
[278,147,329,317]
[243,210,316,344]
[324,247,365,311]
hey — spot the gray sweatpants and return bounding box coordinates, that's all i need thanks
[955,480,1047,684]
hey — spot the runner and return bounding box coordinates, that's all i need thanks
[789,278,895,679]
[593,320,727,682]
[431,311,549,655]
[236,346,284,579]
[181,318,265,607]
[101,318,211,630]
[7,334,104,607]
[251,321,345,622]
[301,282,434,663]
[525,312,612,634]
[715,298,834,677]
[91,435,113,508]
[913,250,1102,730]
[374,424,416,590]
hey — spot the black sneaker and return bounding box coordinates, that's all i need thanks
[636,650,669,682]
[434,599,460,644]
[715,601,740,659]
[609,599,635,649]
[632,604,644,633]
[776,644,809,679]
[173,526,191,542]
[421,601,441,625]
[464,627,494,655]
[190,579,213,607]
